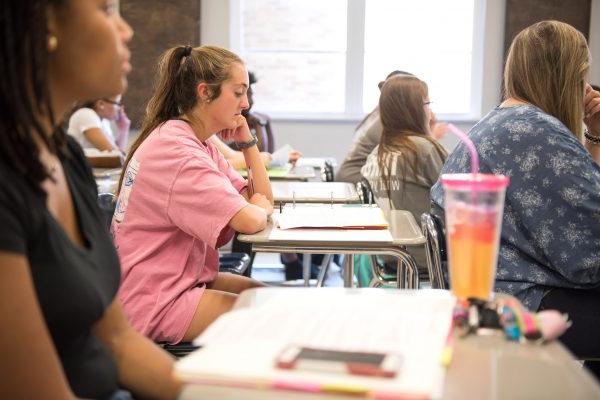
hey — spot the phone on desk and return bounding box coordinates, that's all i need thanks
[275,346,401,378]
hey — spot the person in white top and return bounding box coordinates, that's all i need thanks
[67,94,130,152]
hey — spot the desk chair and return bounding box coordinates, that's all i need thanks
[420,206,448,289]
[353,179,421,288]
[281,160,337,286]
[97,192,117,230]
[158,342,200,359]
[355,177,374,205]
[321,160,335,182]
[218,252,250,275]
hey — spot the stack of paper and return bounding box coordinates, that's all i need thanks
[277,203,388,230]
[175,289,455,399]
[270,144,293,167]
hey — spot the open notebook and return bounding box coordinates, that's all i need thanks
[278,203,389,230]
[175,289,455,399]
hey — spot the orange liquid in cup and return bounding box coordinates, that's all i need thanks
[448,220,497,300]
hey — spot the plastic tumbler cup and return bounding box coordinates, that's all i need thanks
[441,174,509,300]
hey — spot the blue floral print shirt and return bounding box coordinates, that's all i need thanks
[431,105,600,310]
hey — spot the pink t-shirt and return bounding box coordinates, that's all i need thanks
[112,120,248,343]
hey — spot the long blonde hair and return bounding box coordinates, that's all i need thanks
[377,75,446,203]
[504,20,590,138]
[118,45,243,192]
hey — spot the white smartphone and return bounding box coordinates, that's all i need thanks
[275,346,402,378]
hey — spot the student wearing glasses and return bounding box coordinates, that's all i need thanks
[67,94,131,153]
[360,74,447,280]
[337,71,448,184]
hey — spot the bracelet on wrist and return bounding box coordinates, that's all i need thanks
[584,129,600,145]
[236,132,258,149]
[236,137,257,149]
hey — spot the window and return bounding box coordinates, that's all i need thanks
[239,0,484,120]
[242,0,347,113]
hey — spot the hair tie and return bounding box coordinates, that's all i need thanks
[183,45,193,57]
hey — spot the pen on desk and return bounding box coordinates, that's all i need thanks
[248,167,255,196]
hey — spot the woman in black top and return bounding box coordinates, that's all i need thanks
[0,1,181,399]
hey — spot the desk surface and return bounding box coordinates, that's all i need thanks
[238,209,425,247]
[239,165,316,181]
[294,157,337,169]
[179,288,600,400]
[272,181,359,203]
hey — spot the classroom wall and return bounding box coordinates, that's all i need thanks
[504,0,591,59]
[590,0,600,83]
[120,0,200,126]
[199,0,507,158]
[121,0,600,162]
[268,120,470,163]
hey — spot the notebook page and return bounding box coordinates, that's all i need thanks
[177,290,454,398]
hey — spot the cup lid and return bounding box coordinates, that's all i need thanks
[441,173,509,191]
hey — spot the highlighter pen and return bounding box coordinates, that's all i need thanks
[440,318,455,367]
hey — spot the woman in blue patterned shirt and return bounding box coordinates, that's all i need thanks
[431,20,600,377]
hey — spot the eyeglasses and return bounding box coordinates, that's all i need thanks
[103,98,123,107]
[423,101,433,106]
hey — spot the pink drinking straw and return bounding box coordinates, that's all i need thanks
[447,123,479,175]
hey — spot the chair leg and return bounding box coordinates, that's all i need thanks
[343,254,355,287]
[302,254,312,287]
[368,255,389,288]
[316,254,332,288]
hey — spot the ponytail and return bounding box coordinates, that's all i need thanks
[118,45,242,193]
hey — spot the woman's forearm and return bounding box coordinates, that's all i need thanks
[94,301,182,400]
[242,145,273,203]
[111,329,182,400]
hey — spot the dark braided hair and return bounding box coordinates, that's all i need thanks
[0,0,68,195]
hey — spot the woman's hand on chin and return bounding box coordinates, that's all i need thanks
[584,84,600,135]
[232,115,253,143]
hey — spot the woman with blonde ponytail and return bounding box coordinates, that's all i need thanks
[112,45,273,344]
[431,21,600,378]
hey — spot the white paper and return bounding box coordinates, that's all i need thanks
[277,203,388,230]
[272,182,355,202]
[84,148,122,158]
[294,157,326,168]
[176,289,454,399]
[270,144,293,167]
[269,227,393,243]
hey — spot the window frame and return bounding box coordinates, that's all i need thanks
[203,0,504,123]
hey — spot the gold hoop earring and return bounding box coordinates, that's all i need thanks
[47,35,58,52]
